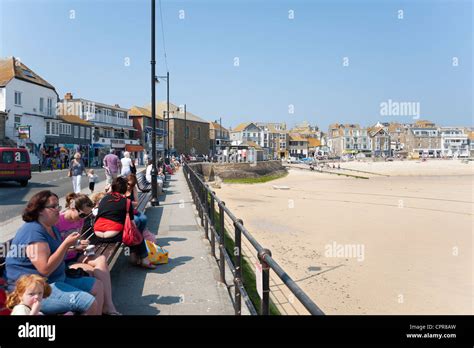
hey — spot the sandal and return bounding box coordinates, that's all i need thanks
[140,258,156,269]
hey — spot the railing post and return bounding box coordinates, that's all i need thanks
[210,192,216,257]
[258,248,272,315]
[198,183,203,224]
[219,201,226,284]
[204,187,209,240]
[200,184,205,227]
[234,219,243,315]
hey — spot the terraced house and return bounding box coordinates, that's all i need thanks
[327,123,371,157]
[288,134,308,158]
[405,126,441,158]
[368,122,391,157]
[57,93,138,165]
[0,57,59,163]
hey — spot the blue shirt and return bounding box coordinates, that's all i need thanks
[5,221,66,291]
[70,159,85,176]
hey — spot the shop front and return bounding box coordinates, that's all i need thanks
[125,144,145,165]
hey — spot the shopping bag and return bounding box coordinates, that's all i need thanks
[145,240,169,264]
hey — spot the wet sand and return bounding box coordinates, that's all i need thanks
[217,160,473,314]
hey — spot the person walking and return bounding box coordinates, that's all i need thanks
[120,151,133,177]
[103,149,121,184]
[70,152,85,194]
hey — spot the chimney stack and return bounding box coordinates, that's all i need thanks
[64,93,73,100]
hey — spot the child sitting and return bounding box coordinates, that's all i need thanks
[6,274,51,315]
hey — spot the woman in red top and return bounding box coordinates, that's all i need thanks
[94,177,155,269]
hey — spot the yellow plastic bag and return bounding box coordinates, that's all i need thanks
[145,240,169,264]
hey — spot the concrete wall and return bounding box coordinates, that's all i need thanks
[189,160,287,180]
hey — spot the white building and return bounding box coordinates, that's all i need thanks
[439,128,469,158]
[0,57,59,163]
[57,93,139,165]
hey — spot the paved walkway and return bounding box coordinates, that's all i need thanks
[110,168,235,315]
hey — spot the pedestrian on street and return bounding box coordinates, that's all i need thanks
[103,149,121,184]
[70,152,85,194]
[120,151,133,177]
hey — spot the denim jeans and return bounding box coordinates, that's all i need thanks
[134,212,148,232]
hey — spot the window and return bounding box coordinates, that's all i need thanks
[46,121,59,136]
[39,98,44,112]
[80,126,85,139]
[60,123,72,135]
[22,69,35,79]
[47,98,53,116]
[14,115,21,129]
[86,128,91,139]
[14,91,22,106]
[197,127,201,139]
[74,125,79,138]
[1,151,27,163]
[118,112,124,118]
[185,126,189,139]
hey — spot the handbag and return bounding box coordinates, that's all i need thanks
[122,198,143,246]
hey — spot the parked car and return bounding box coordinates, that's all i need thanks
[287,156,298,164]
[0,147,31,187]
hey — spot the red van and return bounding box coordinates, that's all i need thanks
[0,147,31,187]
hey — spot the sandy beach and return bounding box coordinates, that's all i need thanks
[217,160,473,314]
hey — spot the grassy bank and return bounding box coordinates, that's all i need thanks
[209,194,280,315]
[223,171,288,184]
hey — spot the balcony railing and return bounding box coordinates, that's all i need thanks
[84,112,133,127]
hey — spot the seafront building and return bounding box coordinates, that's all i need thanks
[57,93,138,166]
[404,126,442,158]
[0,57,59,164]
[439,127,469,158]
[327,123,371,157]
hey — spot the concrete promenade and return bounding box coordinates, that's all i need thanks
[110,168,235,315]
[1,167,235,315]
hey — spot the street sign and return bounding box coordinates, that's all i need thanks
[18,125,30,139]
[255,261,263,299]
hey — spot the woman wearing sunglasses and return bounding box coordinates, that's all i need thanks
[5,191,102,315]
[55,193,120,315]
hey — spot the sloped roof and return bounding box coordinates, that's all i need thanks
[289,134,308,142]
[0,57,56,91]
[307,138,321,147]
[209,122,229,132]
[243,140,263,150]
[144,101,208,123]
[415,120,436,127]
[58,114,93,126]
[129,106,152,118]
[368,126,386,137]
[232,122,251,132]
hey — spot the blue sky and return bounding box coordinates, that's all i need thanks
[0,0,472,130]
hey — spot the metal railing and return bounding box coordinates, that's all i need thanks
[183,162,325,315]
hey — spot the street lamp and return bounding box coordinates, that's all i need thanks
[150,0,159,206]
[162,109,174,161]
[176,104,187,155]
[156,72,170,162]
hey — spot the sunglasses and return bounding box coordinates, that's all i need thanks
[45,205,62,211]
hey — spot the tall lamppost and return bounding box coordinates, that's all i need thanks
[177,104,187,155]
[150,0,159,206]
[156,71,170,162]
